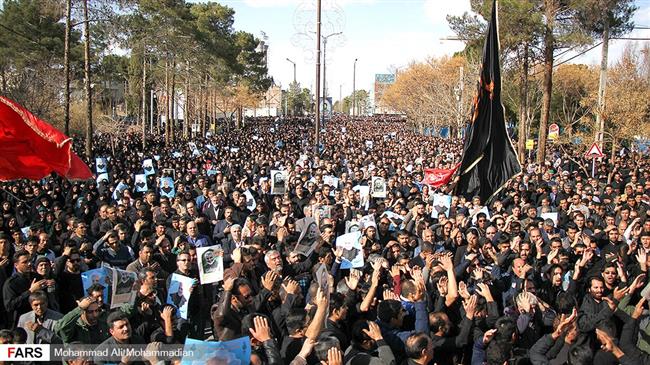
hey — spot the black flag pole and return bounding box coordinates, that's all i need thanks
[454,0,522,204]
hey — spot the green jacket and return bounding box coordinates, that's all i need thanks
[54,304,135,345]
[618,294,650,354]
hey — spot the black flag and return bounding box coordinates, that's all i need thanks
[454,0,521,204]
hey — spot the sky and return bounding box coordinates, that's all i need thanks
[209,0,650,103]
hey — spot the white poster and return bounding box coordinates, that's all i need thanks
[336,231,364,269]
[345,220,361,234]
[197,246,224,284]
[359,214,377,230]
[371,177,387,198]
[541,212,558,226]
[95,157,107,174]
[110,268,138,309]
[96,173,109,185]
[166,273,196,320]
[323,175,339,189]
[244,189,257,212]
[471,206,491,225]
[142,159,155,176]
[270,170,287,195]
[353,185,370,210]
[295,217,320,257]
[135,174,148,193]
[432,194,452,218]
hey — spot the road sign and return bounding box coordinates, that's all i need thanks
[585,142,604,158]
[526,139,534,150]
[548,123,559,141]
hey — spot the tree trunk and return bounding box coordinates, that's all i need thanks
[170,59,176,143]
[517,44,529,164]
[141,48,147,149]
[63,0,72,136]
[184,67,190,139]
[165,57,170,146]
[596,20,609,146]
[83,0,93,159]
[537,0,555,165]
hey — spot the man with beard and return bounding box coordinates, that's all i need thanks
[55,296,109,344]
[3,251,47,328]
[52,246,85,314]
[212,274,274,341]
[577,276,618,335]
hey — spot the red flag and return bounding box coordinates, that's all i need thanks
[423,164,459,188]
[0,96,92,181]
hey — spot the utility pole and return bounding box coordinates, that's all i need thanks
[314,0,321,154]
[83,0,93,158]
[286,58,296,116]
[353,58,358,116]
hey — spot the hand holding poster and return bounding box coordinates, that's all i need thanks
[160,176,176,198]
[371,177,387,198]
[142,159,155,176]
[110,268,138,309]
[81,268,111,304]
[432,194,452,218]
[336,231,364,269]
[134,174,148,193]
[166,273,196,319]
[270,170,287,195]
[197,245,224,284]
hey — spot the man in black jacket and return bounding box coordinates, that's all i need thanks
[3,250,47,328]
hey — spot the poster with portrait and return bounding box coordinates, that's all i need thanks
[95,157,108,174]
[166,273,195,320]
[336,231,364,269]
[294,217,321,257]
[243,189,257,212]
[371,177,387,198]
[345,220,361,234]
[352,185,370,210]
[82,268,111,304]
[197,245,224,284]
[359,214,377,230]
[134,174,148,193]
[365,140,374,149]
[270,170,287,195]
[471,206,491,225]
[142,159,155,176]
[323,175,339,189]
[112,182,129,201]
[96,173,109,185]
[160,177,176,198]
[110,268,137,309]
[432,194,452,218]
[181,336,251,365]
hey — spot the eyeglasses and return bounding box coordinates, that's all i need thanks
[69,258,81,263]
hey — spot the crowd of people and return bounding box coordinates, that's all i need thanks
[0,114,649,365]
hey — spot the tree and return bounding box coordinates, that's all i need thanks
[551,64,598,138]
[381,56,476,134]
[573,0,636,145]
[599,45,650,156]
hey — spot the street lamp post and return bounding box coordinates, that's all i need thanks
[314,0,322,154]
[286,58,296,84]
[353,58,358,116]
[322,32,342,119]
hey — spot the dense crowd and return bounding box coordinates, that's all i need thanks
[0,114,649,365]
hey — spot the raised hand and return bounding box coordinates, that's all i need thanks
[345,269,362,291]
[458,281,470,299]
[475,282,493,302]
[262,271,278,291]
[463,294,478,320]
[628,273,646,295]
[436,276,449,296]
[249,316,272,342]
[632,297,646,319]
[362,321,383,341]
[383,289,399,301]
[325,347,343,365]
[613,286,629,301]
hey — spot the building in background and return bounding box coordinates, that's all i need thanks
[373,73,396,115]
